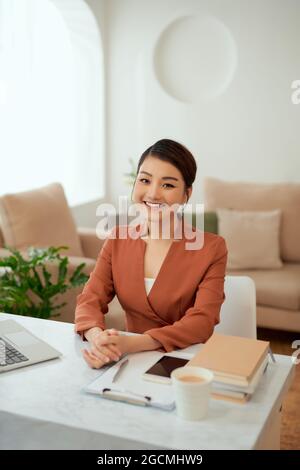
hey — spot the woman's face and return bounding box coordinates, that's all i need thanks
[132,155,192,224]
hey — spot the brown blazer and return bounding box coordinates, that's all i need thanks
[75,225,228,352]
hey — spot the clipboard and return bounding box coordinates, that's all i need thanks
[83,350,192,410]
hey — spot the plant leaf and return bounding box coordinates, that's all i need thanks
[58,257,68,283]
[0,245,87,319]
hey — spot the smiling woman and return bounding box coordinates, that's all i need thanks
[0,0,104,205]
[132,139,196,238]
[75,138,228,370]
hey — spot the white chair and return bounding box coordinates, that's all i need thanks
[106,275,257,339]
[215,275,257,339]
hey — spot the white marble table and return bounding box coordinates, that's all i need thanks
[0,313,295,450]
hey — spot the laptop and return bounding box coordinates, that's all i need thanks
[0,319,62,373]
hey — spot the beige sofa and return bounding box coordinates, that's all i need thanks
[204,178,300,333]
[2,179,299,334]
[0,183,124,328]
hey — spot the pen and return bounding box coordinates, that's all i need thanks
[101,388,173,410]
[112,358,129,383]
[102,387,151,404]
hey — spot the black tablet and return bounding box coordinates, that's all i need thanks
[142,355,189,384]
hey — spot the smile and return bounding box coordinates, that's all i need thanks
[143,201,166,208]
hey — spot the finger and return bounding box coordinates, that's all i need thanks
[97,335,120,347]
[82,350,94,368]
[107,328,119,336]
[102,344,121,361]
[82,349,104,369]
[85,349,110,368]
[84,348,107,367]
[103,329,119,340]
[91,346,114,364]
[89,350,109,365]
[94,339,121,358]
[94,343,121,361]
[91,340,110,359]
[101,345,121,362]
[107,344,122,359]
[83,349,100,365]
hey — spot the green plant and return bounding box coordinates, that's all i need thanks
[123,157,137,187]
[0,246,89,319]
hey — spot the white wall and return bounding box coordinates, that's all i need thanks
[106,0,300,204]
[77,0,300,225]
[72,0,108,226]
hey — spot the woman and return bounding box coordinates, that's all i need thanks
[75,139,228,369]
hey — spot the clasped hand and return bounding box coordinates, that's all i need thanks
[82,328,129,369]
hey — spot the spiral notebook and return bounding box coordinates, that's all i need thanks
[83,350,192,410]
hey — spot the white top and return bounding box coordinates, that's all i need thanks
[0,313,295,450]
[144,277,155,296]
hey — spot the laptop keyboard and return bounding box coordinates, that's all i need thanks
[0,337,29,366]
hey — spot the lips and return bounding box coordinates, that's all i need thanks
[143,201,165,208]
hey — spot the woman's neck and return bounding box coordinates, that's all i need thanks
[146,216,184,240]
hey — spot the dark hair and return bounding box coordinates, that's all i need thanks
[136,139,197,194]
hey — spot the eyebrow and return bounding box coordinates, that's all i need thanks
[139,171,179,182]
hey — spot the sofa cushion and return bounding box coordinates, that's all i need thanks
[42,255,96,324]
[228,263,300,311]
[216,208,282,270]
[0,227,4,248]
[204,177,300,262]
[0,183,83,256]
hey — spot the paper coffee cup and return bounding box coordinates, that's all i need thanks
[171,366,214,420]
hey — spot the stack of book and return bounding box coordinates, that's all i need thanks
[187,333,270,403]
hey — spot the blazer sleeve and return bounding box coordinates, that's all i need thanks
[74,237,115,337]
[145,237,228,352]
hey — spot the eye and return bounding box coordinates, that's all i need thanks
[162,183,175,188]
[139,178,150,184]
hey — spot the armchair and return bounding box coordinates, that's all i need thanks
[0,183,104,323]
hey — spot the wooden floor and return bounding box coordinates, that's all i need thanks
[257,328,300,450]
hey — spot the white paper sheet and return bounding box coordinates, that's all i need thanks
[84,350,193,410]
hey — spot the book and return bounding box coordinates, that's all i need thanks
[211,390,250,404]
[210,355,269,404]
[186,333,270,386]
[212,354,269,395]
